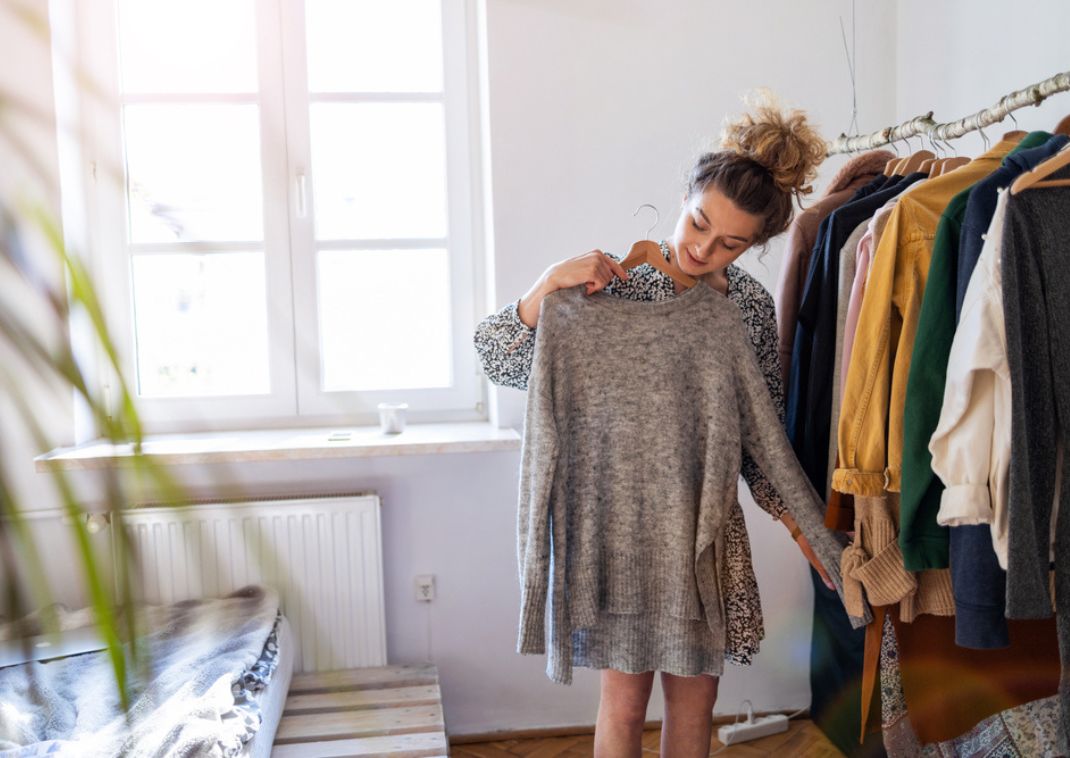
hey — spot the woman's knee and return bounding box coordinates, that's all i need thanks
[661,672,719,710]
[600,669,655,724]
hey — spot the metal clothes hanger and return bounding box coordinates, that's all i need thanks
[920,133,940,175]
[618,204,696,289]
[896,135,935,175]
[1001,109,1027,143]
[935,134,968,176]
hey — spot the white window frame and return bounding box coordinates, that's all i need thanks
[69,0,486,436]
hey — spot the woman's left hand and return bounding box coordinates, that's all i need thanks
[795,532,835,591]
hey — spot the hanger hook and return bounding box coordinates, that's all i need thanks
[999,95,1020,132]
[633,203,660,240]
[978,125,990,151]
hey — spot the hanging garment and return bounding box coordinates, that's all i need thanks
[825,196,913,533]
[775,151,893,385]
[833,138,1021,616]
[929,191,1015,649]
[879,611,1064,757]
[889,610,1059,745]
[1001,164,1070,738]
[901,132,1057,575]
[515,282,853,684]
[956,133,1070,320]
[476,251,792,665]
[929,134,1068,650]
[832,140,1022,744]
[787,174,924,502]
[828,218,875,510]
[840,200,903,400]
[809,567,888,758]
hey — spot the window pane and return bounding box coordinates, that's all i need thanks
[132,253,270,397]
[305,0,443,93]
[317,249,451,391]
[311,103,447,240]
[117,0,258,94]
[125,104,264,243]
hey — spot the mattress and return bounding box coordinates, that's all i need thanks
[241,614,294,758]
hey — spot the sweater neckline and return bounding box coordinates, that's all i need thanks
[587,274,718,314]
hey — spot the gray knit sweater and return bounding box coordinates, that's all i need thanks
[1002,176,1070,620]
[517,283,851,684]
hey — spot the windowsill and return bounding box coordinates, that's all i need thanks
[35,422,521,472]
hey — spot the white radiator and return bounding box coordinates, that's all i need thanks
[117,493,387,673]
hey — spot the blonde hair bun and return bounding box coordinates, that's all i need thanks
[719,89,826,198]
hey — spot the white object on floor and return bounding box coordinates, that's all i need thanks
[717,713,789,745]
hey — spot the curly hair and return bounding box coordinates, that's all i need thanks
[687,89,827,247]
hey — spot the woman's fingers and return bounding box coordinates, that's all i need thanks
[585,252,621,295]
[797,533,835,590]
[605,254,629,282]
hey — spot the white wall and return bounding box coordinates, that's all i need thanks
[896,0,1070,158]
[9,0,1017,739]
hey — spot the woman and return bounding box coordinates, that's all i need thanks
[474,96,833,757]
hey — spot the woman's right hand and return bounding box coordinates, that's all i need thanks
[517,250,629,328]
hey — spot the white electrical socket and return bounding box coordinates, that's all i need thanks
[415,575,435,602]
[717,713,788,745]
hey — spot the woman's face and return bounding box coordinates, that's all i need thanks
[668,185,764,277]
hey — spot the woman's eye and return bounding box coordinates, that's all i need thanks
[691,219,707,232]
[725,245,739,252]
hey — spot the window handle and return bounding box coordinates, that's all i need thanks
[296,172,307,218]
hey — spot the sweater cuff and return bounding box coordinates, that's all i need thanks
[832,468,887,496]
[851,508,917,607]
[840,545,871,619]
[853,541,917,607]
[936,485,993,526]
[517,586,547,654]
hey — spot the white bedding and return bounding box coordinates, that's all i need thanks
[0,586,283,757]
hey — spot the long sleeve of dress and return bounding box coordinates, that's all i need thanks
[474,300,537,391]
[733,327,861,628]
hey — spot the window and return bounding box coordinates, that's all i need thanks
[76,0,484,433]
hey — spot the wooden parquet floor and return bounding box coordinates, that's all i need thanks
[451,719,845,757]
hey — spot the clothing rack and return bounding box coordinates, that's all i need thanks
[826,70,1070,155]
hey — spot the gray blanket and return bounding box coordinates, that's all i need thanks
[0,585,280,757]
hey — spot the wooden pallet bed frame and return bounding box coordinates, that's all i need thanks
[271,664,448,757]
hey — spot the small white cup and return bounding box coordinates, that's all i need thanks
[377,402,408,434]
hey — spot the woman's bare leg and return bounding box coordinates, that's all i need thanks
[659,672,719,758]
[594,669,656,758]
